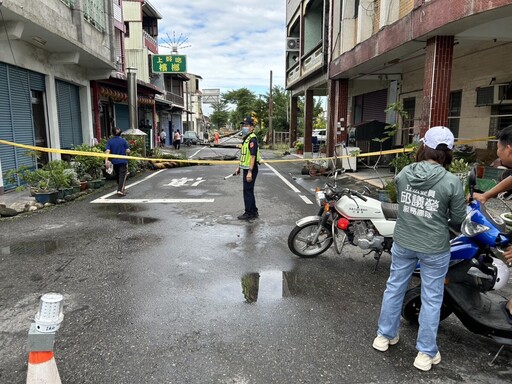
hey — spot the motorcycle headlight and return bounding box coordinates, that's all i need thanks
[461,210,491,237]
[315,190,326,206]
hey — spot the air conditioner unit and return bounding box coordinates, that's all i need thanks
[475,84,512,106]
[286,37,300,52]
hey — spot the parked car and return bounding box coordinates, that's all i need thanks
[182,131,201,146]
[312,129,326,143]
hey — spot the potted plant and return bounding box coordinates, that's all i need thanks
[389,152,413,174]
[378,179,398,203]
[45,160,74,198]
[295,141,304,155]
[449,158,470,189]
[73,144,105,188]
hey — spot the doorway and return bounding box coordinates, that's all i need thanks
[31,90,49,165]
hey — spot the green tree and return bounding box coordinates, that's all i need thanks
[222,88,257,128]
[294,96,325,137]
[258,86,290,134]
[209,100,230,129]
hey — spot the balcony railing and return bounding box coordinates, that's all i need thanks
[143,30,158,54]
[160,90,184,107]
[302,44,323,75]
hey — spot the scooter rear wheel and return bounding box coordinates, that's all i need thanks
[288,222,333,258]
[402,286,452,324]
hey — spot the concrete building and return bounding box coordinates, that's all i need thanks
[182,74,205,137]
[93,0,164,150]
[0,0,116,192]
[286,0,512,158]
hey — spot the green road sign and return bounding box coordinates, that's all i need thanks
[151,55,187,73]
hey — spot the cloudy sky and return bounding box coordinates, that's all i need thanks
[150,0,286,103]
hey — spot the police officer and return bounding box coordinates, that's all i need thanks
[235,117,261,220]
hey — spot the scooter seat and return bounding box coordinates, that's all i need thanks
[381,202,398,220]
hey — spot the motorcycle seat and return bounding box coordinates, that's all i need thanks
[381,202,399,220]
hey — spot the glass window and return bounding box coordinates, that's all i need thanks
[448,90,462,138]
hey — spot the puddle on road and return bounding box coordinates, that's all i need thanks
[117,215,159,225]
[93,205,158,225]
[215,271,293,304]
[1,240,61,256]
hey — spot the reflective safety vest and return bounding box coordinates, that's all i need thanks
[239,133,261,169]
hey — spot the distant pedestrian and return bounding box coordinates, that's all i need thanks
[173,130,181,150]
[214,130,220,145]
[105,127,131,197]
[159,129,167,147]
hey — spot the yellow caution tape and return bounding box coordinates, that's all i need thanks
[0,136,496,165]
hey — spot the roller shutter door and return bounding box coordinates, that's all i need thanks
[56,80,82,148]
[361,89,387,122]
[0,64,44,190]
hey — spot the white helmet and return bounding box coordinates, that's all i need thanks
[491,258,510,290]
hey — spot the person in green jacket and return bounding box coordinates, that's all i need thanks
[373,126,467,371]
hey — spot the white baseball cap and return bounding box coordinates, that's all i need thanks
[423,126,454,150]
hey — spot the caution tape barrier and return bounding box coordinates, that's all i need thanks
[0,136,495,166]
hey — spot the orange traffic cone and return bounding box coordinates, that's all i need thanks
[26,351,61,384]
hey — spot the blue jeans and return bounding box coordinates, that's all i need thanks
[377,242,450,357]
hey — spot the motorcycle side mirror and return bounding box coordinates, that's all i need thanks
[468,167,477,199]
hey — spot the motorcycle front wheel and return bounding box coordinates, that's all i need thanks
[401,286,453,324]
[331,216,347,255]
[288,222,333,258]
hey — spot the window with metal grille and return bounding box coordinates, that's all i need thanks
[83,0,106,32]
[59,0,76,7]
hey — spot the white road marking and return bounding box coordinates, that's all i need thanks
[188,148,203,158]
[91,198,215,204]
[299,195,313,204]
[265,163,313,204]
[166,177,205,187]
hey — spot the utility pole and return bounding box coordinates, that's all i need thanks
[268,70,273,146]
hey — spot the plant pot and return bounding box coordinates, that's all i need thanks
[80,181,88,191]
[72,185,81,194]
[62,187,74,197]
[476,165,485,178]
[34,190,58,204]
[87,179,102,189]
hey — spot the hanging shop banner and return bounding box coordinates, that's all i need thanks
[151,55,187,73]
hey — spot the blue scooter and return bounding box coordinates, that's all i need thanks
[401,167,512,365]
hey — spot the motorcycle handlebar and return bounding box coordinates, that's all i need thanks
[337,188,367,202]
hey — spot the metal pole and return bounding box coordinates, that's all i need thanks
[268,70,273,146]
[127,67,138,131]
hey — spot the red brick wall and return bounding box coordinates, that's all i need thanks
[421,36,454,134]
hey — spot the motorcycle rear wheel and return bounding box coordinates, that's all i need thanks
[401,286,453,324]
[288,222,333,258]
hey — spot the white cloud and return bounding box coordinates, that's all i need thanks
[149,0,286,97]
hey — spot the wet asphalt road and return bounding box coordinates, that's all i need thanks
[1,148,512,383]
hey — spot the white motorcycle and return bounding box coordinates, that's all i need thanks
[288,176,397,270]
